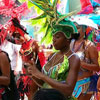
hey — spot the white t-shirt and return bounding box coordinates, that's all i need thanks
[0,40,22,71]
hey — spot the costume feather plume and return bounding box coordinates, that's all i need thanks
[18,0,77,45]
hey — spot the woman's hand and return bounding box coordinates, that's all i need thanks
[80,60,85,67]
[27,60,42,79]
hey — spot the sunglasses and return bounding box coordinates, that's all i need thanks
[20,47,33,56]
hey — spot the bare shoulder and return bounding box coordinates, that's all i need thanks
[0,52,7,57]
[86,40,96,48]
[69,53,80,69]
[69,53,80,61]
[0,52,8,62]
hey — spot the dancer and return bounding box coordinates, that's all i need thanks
[27,20,80,100]
[72,23,100,100]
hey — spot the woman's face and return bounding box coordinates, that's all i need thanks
[53,32,68,50]
[75,24,82,33]
[75,23,84,38]
[13,33,25,44]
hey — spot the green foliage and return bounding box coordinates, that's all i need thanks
[28,17,46,26]
[18,0,26,3]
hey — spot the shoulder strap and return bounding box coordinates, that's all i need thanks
[48,52,57,62]
[68,53,75,60]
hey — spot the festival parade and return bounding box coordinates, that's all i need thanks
[0,0,100,100]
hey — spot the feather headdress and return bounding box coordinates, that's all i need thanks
[21,0,78,44]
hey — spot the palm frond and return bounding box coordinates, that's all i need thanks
[53,0,58,21]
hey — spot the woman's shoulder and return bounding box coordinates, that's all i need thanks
[0,51,6,57]
[0,51,10,62]
[68,53,80,69]
[85,40,96,48]
[68,53,80,63]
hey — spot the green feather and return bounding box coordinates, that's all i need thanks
[21,0,77,45]
[41,28,52,45]
[31,13,46,20]
[27,0,34,8]
[53,0,58,20]
[56,10,77,25]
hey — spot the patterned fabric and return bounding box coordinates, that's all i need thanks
[42,55,69,81]
[0,88,5,99]
[72,77,91,98]
[42,54,77,100]
[78,0,93,14]
[73,74,99,98]
[17,74,32,98]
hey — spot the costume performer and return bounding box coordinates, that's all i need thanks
[17,39,46,100]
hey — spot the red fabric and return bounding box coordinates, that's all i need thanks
[38,51,46,67]
[80,0,91,8]
[86,27,92,35]
[21,39,33,50]
[0,88,5,99]
[16,27,25,37]
[3,0,9,6]
[97,43,100,51]
[17,74,32,97]
[95,92,100,100]
[78,0,93,14]
[0,27,8,44]
[0,1,29,19]
[0,1,29,43]
[22,67,27,74]
[0,0,14,9]
[0,0,29,45]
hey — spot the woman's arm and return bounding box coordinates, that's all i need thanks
[0,52,10,86]
[31,76,44,87]
[27,63,44,87]
[29,55,80,97]
[82,44,100,72]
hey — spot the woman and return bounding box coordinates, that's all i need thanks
[0,51,10,100]
[26,20,80,100]
[17,39,46,100]
[72,23,100,100]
